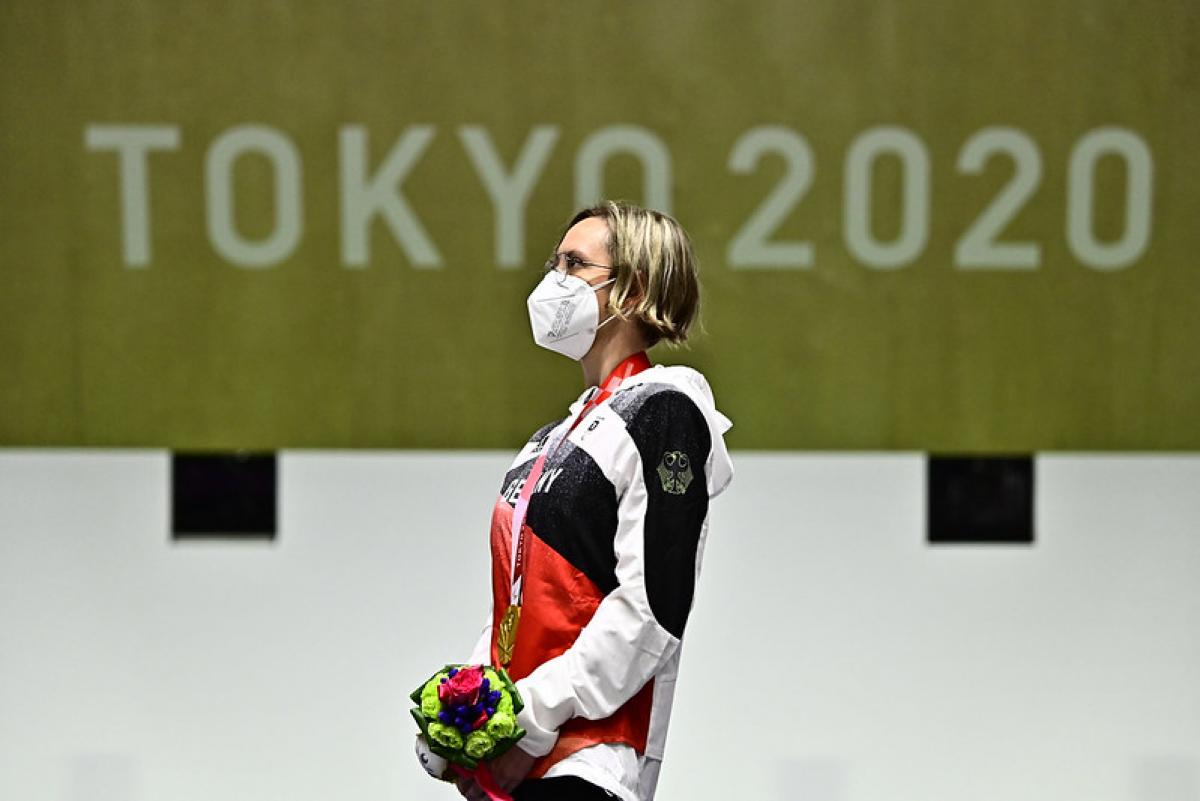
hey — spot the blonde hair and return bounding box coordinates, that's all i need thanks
[563,200,701,347]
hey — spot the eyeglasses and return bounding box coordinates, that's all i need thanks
[543,251,614,286]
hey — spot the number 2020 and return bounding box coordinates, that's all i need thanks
[727,125,1153,271]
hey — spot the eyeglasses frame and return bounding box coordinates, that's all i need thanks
[543,251,616,286]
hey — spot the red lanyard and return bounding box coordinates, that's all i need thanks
[508,351,651,606]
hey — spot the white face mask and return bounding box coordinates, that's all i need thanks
[526,271,617,361]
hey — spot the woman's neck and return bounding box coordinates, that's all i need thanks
[581,323,648,388]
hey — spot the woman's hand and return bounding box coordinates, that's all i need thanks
[489,744,537,792]
[454,745,535,800]
[455,773,488,801]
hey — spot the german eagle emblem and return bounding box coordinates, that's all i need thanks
[657,450,693,495]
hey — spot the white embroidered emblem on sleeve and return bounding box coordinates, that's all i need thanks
[656,451,693,495]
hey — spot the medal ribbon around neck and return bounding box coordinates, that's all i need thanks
[496,351,652,666]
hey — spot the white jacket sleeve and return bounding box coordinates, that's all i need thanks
[513,390,712,756]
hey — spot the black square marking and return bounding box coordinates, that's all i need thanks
[927,454,1034,545]
[171,452,276,539]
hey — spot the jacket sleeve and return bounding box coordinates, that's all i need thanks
[513,390,713,756]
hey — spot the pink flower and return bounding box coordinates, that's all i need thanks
[438,665,485,707]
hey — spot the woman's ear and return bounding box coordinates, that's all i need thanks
[619,290,644,318]
[624,270,646,310]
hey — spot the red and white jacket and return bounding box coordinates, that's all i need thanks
[469,358,734,800]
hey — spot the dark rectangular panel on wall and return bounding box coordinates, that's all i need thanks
[171,452,277,539]
[927,455,1034,545]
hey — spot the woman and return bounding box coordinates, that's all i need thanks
[452,200,733,801]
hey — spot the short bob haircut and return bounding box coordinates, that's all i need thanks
[561,200,701,348]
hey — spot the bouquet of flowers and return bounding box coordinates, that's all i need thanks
[411,664,526,798]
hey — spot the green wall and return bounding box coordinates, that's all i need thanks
[2,1,1197,450]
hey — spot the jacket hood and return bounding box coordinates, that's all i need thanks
[571,363,734,500]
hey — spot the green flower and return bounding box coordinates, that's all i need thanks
[486,711,516,739]
[496,692,514,716]
[427,722,463,751]
[420,674,447,719]
[464,730,495,760]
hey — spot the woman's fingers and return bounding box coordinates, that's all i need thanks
[455,775,487,801]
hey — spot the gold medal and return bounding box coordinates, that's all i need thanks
[496,604,521,666]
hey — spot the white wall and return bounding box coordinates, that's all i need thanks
[0,451,1197,801]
